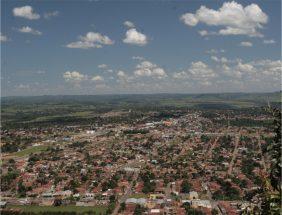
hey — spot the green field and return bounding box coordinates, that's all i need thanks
[1,92,280,129]
[12,145,49,157]
[128,193,148,198]
[7,205,108,214]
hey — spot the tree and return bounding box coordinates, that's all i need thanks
[244,107,281,214]
[53,198,62,206]
[17,179,27,197]
[261,107,281,214]
[211,209,219,215]
[134,205,144,215]
[181,179,191,193]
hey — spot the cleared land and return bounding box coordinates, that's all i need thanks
[12,145,49,157]
[7,205,108,214]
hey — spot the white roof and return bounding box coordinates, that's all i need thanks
[150,209,160,213]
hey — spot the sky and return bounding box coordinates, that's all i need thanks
[1,0,281,96]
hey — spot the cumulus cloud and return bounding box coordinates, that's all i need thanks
[198,30,209,36]
[123,28,148,46]
[36,70,46,74]
[44,11,59,19]
[211,56,229,63]
[205,49,225,54]
[63,71,86,82]
[92,75,104,82]
[173,71,188,79]
[124,21,135,28]
[221,64,242,79]
[189,61,216,80]
[263,39,276,44]
[134,61,167,79]
[132,56,145,61]
[173,61,216,85]
[13,6,40,20]
[16,84,30,89]
[237,62,255,73]
[180,1,268,37]
[17,26,42,35]
[66,32,114,49]
[250,59,282,76]
[239,41,253,47]
[174,57,281,90]
[116,70,132,84]
[0,33,9,42]
[117,70,126,78]
[98,64,108,69]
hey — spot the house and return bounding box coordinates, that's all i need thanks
[125,198,147,205]
[149,208,161,214]
[0,201,7,208]
[188,191,199,200]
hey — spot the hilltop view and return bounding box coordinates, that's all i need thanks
[1,0,281,215]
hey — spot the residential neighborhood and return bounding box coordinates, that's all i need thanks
[1,108,275,214]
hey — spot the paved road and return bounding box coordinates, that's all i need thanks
[227,131,241,176]
[256,132,267,172]
[206,136,220,159]
[112,162,142,215]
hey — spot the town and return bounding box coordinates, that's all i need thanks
[1,106,275,215]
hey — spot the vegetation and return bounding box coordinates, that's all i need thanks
[12,145,48,157]
[5,205,108,214]
[261,107,281,214]
[2,92,280,129]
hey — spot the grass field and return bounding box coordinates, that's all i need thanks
[7,205,108,214]
[1,92,280,129]
[12,145,48,157]
[128,193,148,198]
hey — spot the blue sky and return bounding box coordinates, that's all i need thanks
[1,0,281,96]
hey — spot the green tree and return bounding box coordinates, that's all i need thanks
[134,205,144,215]
[17,179,27,197]
[181,179,191,193]
[261,107,281,214]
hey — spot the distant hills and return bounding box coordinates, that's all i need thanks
[2,91,281,107]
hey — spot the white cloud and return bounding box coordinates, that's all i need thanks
[211,56,229,63]
[116,70,132,84]
[132,56,145,61]
[117,70,126,78]
[123,28,148,46]
[92,75,104,82]
[236,62,255,75]
[0,33,9,42]
[44,11,59,19]
[66,32,114,49]
[198,30,209,36]
[221,64,242,79]
[124,21,135,28]
[205,49,225,54]
[134,60,167,78]
[239,41,253,47]
[263,39,276,44]
[16,84,30,89]
[63,71,86,82]
[180,2,268,37]
[180,13,198,26]
[173,61,216,84]
[36,70,46,74]
[188,61,216,80]
[13,6,40,20]
[98,64,108,69]
[17,26,42,35]
[173,71,188,79]
[251,59,282,76]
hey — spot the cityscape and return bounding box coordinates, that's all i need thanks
[1,0,281,215]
